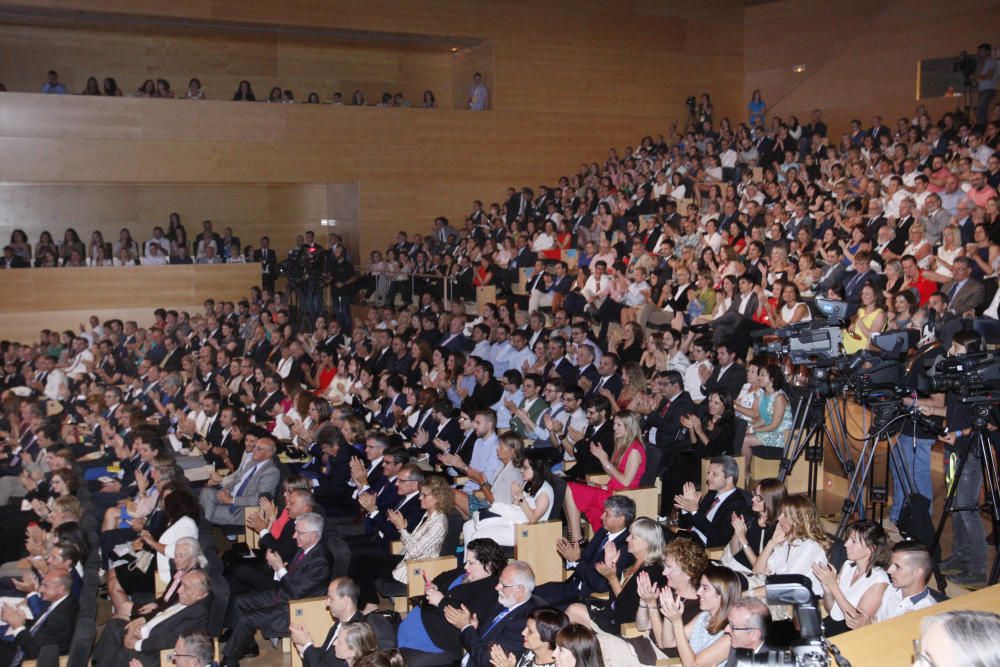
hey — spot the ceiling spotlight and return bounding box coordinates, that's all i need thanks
[792,64,806,73]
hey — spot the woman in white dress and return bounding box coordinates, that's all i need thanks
[752,495,830,597]
[734,360,763,423]
[901,223,932,269]
[462,451,553,547]
[812,520,891,636]
[931,225,964,280]
[767,282,812,326]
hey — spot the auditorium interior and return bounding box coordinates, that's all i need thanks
[1,1,1000,666]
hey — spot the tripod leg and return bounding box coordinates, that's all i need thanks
[976,434,1000,586]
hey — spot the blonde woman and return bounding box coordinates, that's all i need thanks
[931,225,965,279]
[592,517,667,632]
[564,411,646,542]
[752,495,831,596]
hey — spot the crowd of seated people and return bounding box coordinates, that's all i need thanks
[0,215,273,269]
[0,82,996,666]
[31,69,442,108]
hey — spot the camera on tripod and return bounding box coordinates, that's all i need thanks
[731,575,845,667]
[927,353,1000,396]
[954,50,978,85]
[752,298,847,366]
[278,245,325,286]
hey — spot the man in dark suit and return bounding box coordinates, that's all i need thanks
[253,236,278,292]
[674,455,749,548]
[313,429,365,517]
[840,250,876,316]
[354,463,425,552]
[94,570,212,667]
[542,337,577,385]
[507,187,534,225]
[222,513,331,667]
[722,598,775,667]
[439,317,473,354]
[0,569,77,667]
[814,244,848,294]
[700,345,747,402]
[447,561,540,667]
[1,246,30,269]
[462,360,503,414]
[289,577,393,667]
[535,495,636,606]
[647,371,697,509]
[564,395,615,480]
[711,275,760,346]
[585,354,622,401]
[250,373,284,423]
[226,489,318,595]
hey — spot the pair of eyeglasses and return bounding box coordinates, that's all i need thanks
[169,654,196,662]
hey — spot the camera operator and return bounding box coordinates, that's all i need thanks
[975,43,998,130]
[294,231,326,323]
[904,330,988,586]
[326,243,357,332]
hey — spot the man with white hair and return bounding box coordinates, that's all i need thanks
[222,512,330,667]
[445,560,539,667]
[94,569,212,667]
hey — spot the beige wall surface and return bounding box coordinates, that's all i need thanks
[0,263,260,343]
[744,0,1000,136]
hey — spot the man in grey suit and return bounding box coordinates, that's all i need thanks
[944,257,986,317]
[200,436,280,526]
[814,244,848,294]
[936,257,988,348]
[920,194,950,246]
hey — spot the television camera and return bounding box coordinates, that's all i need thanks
[927,352,1000,396]
[731,575,850,667]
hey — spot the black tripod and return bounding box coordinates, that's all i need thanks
[778,387,855,502]
[929,397,1000,589]
[836,400,911,538]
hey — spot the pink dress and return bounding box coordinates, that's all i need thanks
[569,439,647,528]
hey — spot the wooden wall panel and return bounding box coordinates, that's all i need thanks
[0,0,745,119]
[0,264,260,342]
[0,94,667,259]
[0,183,336,262]
[0,24,454,105]
[744,0,1000,136]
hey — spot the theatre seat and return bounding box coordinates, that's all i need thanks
[515,520,564,586]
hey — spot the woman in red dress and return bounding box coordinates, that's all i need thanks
[564,410,647,542]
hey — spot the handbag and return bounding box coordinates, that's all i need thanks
[128,549,155,574]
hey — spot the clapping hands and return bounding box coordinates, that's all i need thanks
[672,482,700,514]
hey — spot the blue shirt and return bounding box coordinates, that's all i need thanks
[463,433,500,493]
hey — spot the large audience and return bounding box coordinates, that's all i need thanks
[0,57,999,667]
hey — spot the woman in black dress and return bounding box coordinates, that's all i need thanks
[593,517,668,633]
[397,538,506,667]
[681,390,737,459]
[723,477,786,572]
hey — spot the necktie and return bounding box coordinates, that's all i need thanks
[12,599,59,665]
[847,271,864,293]
[947,282,961,308]
[230,465,258,513]
[481,607,512,637]
[659,399,672,417]
[289,550,306,571]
